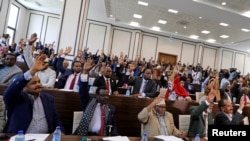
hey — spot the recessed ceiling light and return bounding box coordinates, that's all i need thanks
[158,20,167,24]
[184,26,187,29]
[168,9,178,14]
[138,1,148,6]
[199,17,203,19]
[242,11,250,18]
[189,35,199,39]
[175,32,178,34]
[219,23,229,27]
[60,0,63,2]
[109,15,113,17]
[201,30,210,34]
[241,28,250,32]
[207,39,216,43]
[221,2,227,5]
[151,26,160,31]
[130,22,139,27]
[133,14,142,19]
[220,35,229,38]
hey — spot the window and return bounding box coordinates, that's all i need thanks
[6,4,19,43]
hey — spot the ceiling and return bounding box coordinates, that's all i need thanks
[17,0,250,52]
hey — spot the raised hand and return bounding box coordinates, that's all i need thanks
[28,33,38,45]
[64,46,72,55]
[30,54,48,76]
[83,58,95,74]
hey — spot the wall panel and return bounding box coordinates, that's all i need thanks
[111,29,132,58]
[201,47,217,69]
[234,53,245,74]
[141,35,158,61]
[181,43,196,65]
[221,50,233,69]
[26,13,44,38]
[44,16,60,44]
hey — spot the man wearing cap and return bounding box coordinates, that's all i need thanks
[137,93,186,138]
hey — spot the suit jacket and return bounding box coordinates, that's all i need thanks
[3,75,63,133]
[78,79,118,135]
[93,75,117,94]
[214,111,244,125]
[138,108,181,137]
[187,101,213,138]
[125,75,157,98]
[56,57,75,89]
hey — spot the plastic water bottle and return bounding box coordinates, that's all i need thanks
[89,86,94,93]
[125,89,130,96]
[194,133,200,141]
[15,130,25,141]
[52,126,61,141]
[74,84,79,92]
[141,132,148,141]
[169,91,176,101]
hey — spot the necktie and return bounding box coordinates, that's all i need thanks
[244,95,247,106]
[69,74,77,90]
[99,104,105,136]
[106,79,110,94]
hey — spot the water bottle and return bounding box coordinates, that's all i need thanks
[52,126,61,141]
[89,86,94,93]
[125,89,130,96]
[74,84,79,92]
[141,132,148,141]
[194,133,200,141]
[169,91,176,101]
[15,130,25,141]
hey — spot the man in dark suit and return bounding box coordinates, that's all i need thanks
[93,66,119,95]
[74,58,118,136]
[125,67,157,98]
[214,98,245,125]
[56,47,82,90]
[3,54,63,133]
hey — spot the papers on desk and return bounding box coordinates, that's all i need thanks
[154,135,184,141]
[10,134,49,141]
[102,136,130,141]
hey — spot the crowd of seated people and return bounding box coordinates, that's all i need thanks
[1,32,250,140]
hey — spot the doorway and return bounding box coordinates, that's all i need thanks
[158,52,177,65]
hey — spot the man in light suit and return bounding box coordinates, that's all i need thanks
[137,93,185,137]
[125,67,157,98]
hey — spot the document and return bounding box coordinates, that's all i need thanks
[102,136,130,141]
[10,134,49,141]
[154,135,184,141]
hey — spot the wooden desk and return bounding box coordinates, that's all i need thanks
[45,135,155,141]
[1,84,250,137]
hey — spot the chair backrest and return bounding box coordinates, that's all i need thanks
[195,92,205,103]
[179,115,191,132]
[72,111,83,133]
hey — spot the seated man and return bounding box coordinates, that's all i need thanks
[187,88,215,140]
[214,98,245,125]
[125,66,157,98]
[0,53,23,84]
[137,93,186,138]
[3,54,64,133]
[73,58,118,136]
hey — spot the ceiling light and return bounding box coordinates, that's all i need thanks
[183,26,187,29]
[206,39,216,43]
[151,26,160,31]
[60,0,63,2]
[199,17,203,19]
[158,20,167,24]
[201,30,210,34]
[221,2,227,5]
[242,11,250,18]
[138,1,148,6]
[219,23,229,27]
[133,14,142,19]
[247,49,250,52]
[175,32,178,34]
[109,15,113,17]
[130,22,139,27]
[189,35,199,39]
[220,35,229,38]
[168,9,178,14]
[241,28,250,32]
